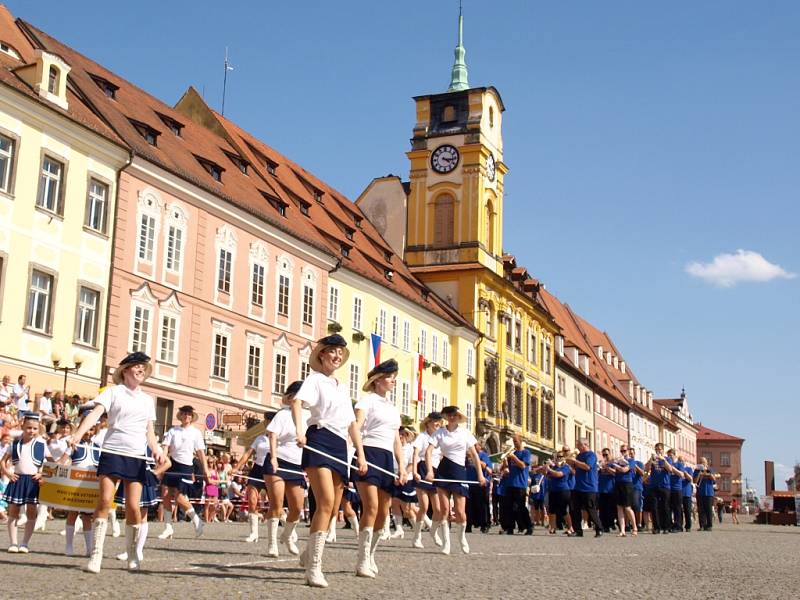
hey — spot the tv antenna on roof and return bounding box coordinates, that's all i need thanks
[222,46,234,115]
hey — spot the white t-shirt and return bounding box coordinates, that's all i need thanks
[413,430,442,468]
[48,437,69,461]
[38,396,53,415]
[163,425,205,465]
[355,392,400,452]
[13,383,28,410]
[267,407,308,464]
[94,384,156,455]
[295,371,355,440]
[92,427,108,447]
[0,384,11,406]
[402,442,414,471]
[10,436,50,475]
[250,434,270,467]
[431,426,477,466]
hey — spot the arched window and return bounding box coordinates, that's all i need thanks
[48,65,59,94]
[485,302,494,338]
[433,194,454,246]
[484,358,498,416]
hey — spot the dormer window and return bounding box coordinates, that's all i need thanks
[313,189,323,203]
[48,65,59,94]
[265,160,277,176]
[0,42,20,60]
[345,228,354,241]
[224,152,249,175]
[384,269,394,282]
[261,192,287,217]
[384,251,393,262]
[157,113,183,136]
[129,119,160,146]
[90,75,118,100]
[195,155,224,181]
[354,216,362,228]
[341,244,350,258]
[299,201,310,216]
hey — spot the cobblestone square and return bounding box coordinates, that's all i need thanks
[1,517,797,599]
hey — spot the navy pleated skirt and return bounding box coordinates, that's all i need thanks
[2,474,39,505]
[301,426,349,483]
[114,470,161,507]
[353,446,395,492]
[97,451,148,483]
[435,457,470,498]
[247,463,266,490]
[163,461,195,497]
[273,458,307,488]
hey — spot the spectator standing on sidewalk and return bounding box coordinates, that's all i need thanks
[11,376,29,412]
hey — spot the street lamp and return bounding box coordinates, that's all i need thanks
[51,352,83,396]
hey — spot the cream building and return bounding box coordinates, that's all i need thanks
[0,11,128,397]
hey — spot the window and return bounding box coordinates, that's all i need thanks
[431,392,438,412]
[391,315,399,346]
[378,309,387,339]
[585,392,592,412]
[247,345,261,388]
[300,202,310,216]
[164,225,183,272]
[541,401,553,439]
[574,424,581,445]
[514,321,522,352]
[401,382,410,416]
[300,361,311,380]
[421,389,428,417]
[277,274,290,316]
[574,385,581,406]
[432,335,439,363]
[37,156,64,214]
[466,347,474,377]
[557,375,565,396]
[528,329,536,364]
[131,305,150,352]
[433,195,454,246]
[0,134,15,193]
[557,416,567,446]
[442,339,449,368]
[328,287,339,321]
[402,321,410,351]
[81,178,109,233]
[159,114,183,136]
[352,297,363,330]
[349,364,360,401]
[527,394,539,433]
[302,285,314,325]
[544,340,552,374]
[419,329,427,356]
[217,249,232,293]
[75,287,99,345]
[138,214,156,261]
[26,270,54,333]
[273,353,287,393]
[485,305,494,338]
[720,476,731,492]
[251,263,265,306]
[159,314,177,363]
[389,385,397,406]
[48,65,59,94]
[505,317,512,348]
[266,160,277,176]
[466,402,473,429]
[720,452,731,467]
[212,333,229,379]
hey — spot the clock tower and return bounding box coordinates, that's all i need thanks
[404,8,507,279]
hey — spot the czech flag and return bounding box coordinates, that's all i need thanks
[370,334,381,369]
[416,353,424,403]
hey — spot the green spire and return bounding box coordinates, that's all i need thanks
[447,3,469,92]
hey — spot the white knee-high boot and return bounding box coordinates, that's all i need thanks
[412,518,424,548]
[125,524,141,571]
[326,515,337,542]
[457,521,469,554]
[109,510,120,537]
[158,510,174,539]
[369,527,381,574]
[355,527,375,578]
[305,531,328,588]
[439,521,451,555]
[245,512,259,542]
[280,520,300,555]
[347,515,360,537]
[83,527,93,557]
[85,518,108,573]
[379,514,391,541]
[65,524,76,556]
[266,517,279,557]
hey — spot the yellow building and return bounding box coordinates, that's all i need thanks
[0,12,128,398]
[328,268,479,429]
[358,13,558,459]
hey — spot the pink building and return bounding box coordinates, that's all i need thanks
[30,23,336,449]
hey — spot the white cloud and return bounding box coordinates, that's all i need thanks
[685,249,796,288]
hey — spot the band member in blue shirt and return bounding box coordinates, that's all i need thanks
[597,448,617,532]
[667,450,685,532]
[501,435,533,535]
[608,444,637,536]
[681,460,694,531]
[528,467,547,528]
[565,437,603,537]
[648,443,678,534]
[628,448,645,530]
[693,457,717,531]
[542,451,574,535]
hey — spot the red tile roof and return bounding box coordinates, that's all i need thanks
[17,16,472,332]
[695,424,744,443]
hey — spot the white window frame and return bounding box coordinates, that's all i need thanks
[352,296,363,331]
[0,133,15,193]
[402,320,410,352]
[349,363,360,401]
[75,286,100,346]
[161,203,188,289]
[135,188,163,273]
[391,314,399,346]
[328,286,339,322]
[466,347,474,377]
[442,339,449,368]
[159,313,178,364]
[214,225,237,308]
[211,322,231,381]
[272,351,288,393]
[401,381,410,416]
[85,178,109,234]
[130,304,152,354]
[274,255,294,322]
[419,329,427,357]
[26,269,54,333]
[129,284,157,355]
[300,267,318,329]
[247,241,269,319]
[432,334,439,363]
[377,309,387,339]
[37,155,63,213]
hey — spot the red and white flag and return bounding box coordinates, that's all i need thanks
[416,353,424,403]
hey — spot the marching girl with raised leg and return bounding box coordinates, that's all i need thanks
[60,406,101,556]
[292,334,367,588]
[411,411,443,549]
[236,413,274,544]
[159,405,208,539]
[425,406,486,555]
[352,359,406,578]
[263,381,308,557]
[115,447,171,565]
[69,352,165,573]
[1,413,50,553]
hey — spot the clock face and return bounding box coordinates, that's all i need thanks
[486,153,496,182]
[431,144,459,174]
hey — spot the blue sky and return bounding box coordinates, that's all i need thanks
[8,1,798,493]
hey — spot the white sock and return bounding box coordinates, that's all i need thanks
[164,510,172,525]
[65,525,75,552]
[186,508,197,520]
[109,510,117,525]
[83,528,93,554]
[7,517,18,546]
[137,522,148,559]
